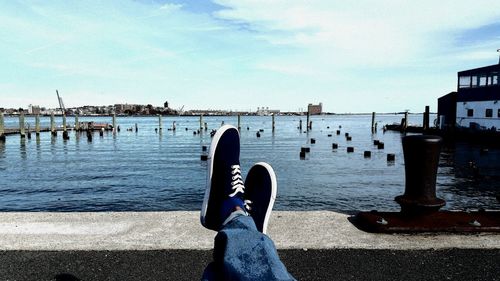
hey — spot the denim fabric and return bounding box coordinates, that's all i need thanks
[202,214,296,281]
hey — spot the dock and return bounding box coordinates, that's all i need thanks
[0,211,498,281]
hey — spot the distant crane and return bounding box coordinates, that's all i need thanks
[56,90,66,115]
[178,105,185,115]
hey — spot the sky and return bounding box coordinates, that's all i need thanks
[1,0,500,113]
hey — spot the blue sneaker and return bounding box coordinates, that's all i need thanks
[201,125,246,231]
[244,162,277,234]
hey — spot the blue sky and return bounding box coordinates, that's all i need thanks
[1,0,500,113]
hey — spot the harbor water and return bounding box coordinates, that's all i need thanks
[0,115,498,212]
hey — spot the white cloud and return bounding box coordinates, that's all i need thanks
[214,0,500,66]
[1,1,500,112]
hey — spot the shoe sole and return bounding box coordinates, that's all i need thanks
[252,162,277,234]
[200,124,240,228]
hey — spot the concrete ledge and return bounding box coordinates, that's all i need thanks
[0,211,498,251]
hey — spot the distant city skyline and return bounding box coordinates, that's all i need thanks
[1,1,500,113]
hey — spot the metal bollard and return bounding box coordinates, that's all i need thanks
[395,135,445,215]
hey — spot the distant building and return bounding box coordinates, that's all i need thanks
[437,61,499,131]
[256,107,280,116]
[308,103,323,115]
[28,104,41,115]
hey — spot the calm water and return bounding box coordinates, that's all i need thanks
[0,115,498,212]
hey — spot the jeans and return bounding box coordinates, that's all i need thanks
[202,214,296,281]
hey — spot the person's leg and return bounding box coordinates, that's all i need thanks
[200,125,294,280]
[213,214,295,281]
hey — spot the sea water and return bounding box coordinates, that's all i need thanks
[0,114,498,212]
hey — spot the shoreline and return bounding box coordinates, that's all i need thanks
[1,112,432,118]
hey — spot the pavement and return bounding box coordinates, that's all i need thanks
[0,211,499,280]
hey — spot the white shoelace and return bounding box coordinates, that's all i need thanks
[229,165,245,197]
[244,199,253,211]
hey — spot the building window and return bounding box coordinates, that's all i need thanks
[459,76,471,88]
[493,74,499,85]
[467,109,474,117]
[485,109,493,118]
[479,75,487,86]
[471,76,478,87]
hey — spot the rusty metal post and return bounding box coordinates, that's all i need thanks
[395,135,445,215]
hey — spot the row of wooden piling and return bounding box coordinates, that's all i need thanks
[300,138,396,162]
[0,112,328,142]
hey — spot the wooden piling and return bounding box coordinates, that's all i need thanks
[51,112,57,136]
[199,115,203,130]
[135,123,138,132]
[403,111,408,131]
[387,153,396,162]
[371,112,376,133]
[306,111,310,131]
[35,114,40,136]
[63,114,67,132]
[299,119,302,130]
[62,114,70,140]
[378,142,385,149]
[158,114,162,131]
[423,106,430,130]
[272,114,275,132]
[238,115,241,130]
[113,113,117,133]
[0,112,5,141]
[75,115,79,131]
[19,112,26,138]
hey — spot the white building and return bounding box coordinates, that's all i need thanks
[438,62,500,131]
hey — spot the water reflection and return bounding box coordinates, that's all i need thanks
[0,115,497,212]
[36,135,41,160]
[20,137,27,160]
[0,141,5,158]
[445,142,500,179]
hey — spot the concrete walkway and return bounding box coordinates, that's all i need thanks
[0,211,500,251]
[0,211,499,250]
[0,211,499,281]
